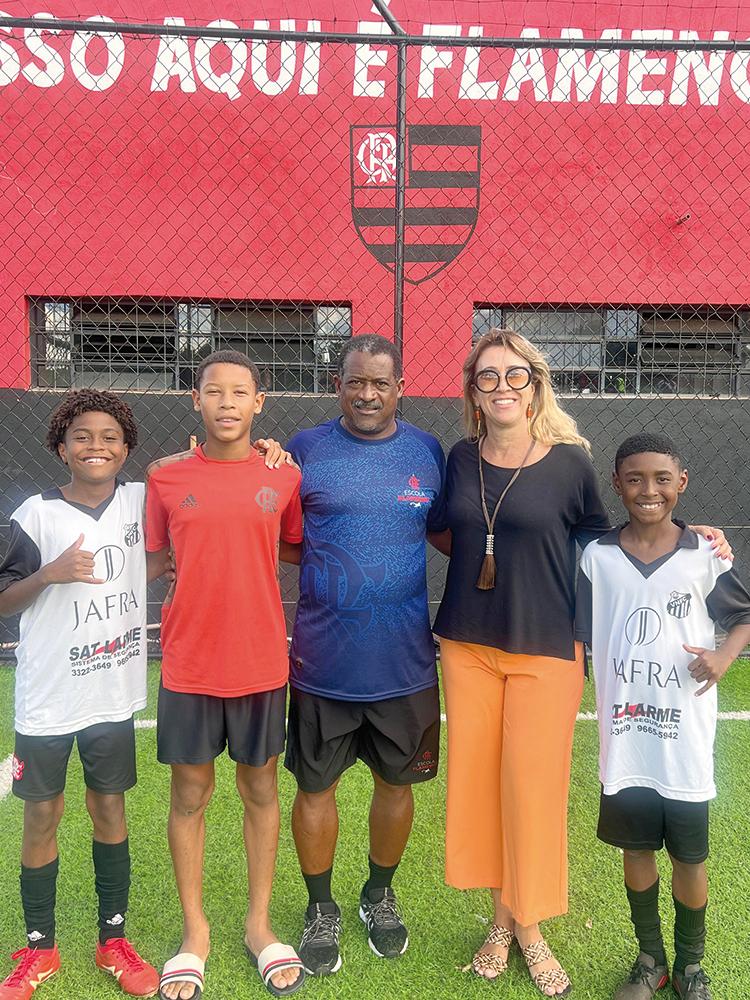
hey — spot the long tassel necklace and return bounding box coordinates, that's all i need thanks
[476,435,536,590]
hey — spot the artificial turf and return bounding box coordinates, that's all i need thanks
[0,661,748,999]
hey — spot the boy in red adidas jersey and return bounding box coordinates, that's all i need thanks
[146,351,305,1000]
[0,390,162,1000]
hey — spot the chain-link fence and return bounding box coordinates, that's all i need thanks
[1,7,750,646]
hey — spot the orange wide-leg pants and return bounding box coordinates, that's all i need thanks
[440,637,584,927]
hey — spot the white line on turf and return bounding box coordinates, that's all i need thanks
[0,754,12,800]
[437,711,750,723]
[1,712,749,806]
[139,712,750,725]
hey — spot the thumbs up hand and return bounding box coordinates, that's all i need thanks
[683,644,731,696]
[40,534,106,585]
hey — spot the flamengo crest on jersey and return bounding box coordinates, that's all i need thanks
[10,483,147,736]
[579,532,737,802]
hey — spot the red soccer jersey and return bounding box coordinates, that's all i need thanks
[146,446,302,697]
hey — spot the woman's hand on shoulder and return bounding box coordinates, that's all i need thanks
[690,525,732,560]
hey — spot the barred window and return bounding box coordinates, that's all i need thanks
[31,299,352,393]
[472,307,750,397]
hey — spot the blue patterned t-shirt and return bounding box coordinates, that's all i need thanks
[288,418,447,701]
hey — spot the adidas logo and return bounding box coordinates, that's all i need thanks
[179,494,199,509]
[106,913,124,926]
[27,930,44,942]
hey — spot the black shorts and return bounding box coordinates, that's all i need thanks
[13,719,136,802]
[597,786,709,863]
[284,685,440,793]
[157,681,286,766]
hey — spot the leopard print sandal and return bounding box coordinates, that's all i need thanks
[519,938,572,996]
[471,924,514,980]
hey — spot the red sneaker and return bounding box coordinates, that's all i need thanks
[0,946,60,999]
[95,938,159,997]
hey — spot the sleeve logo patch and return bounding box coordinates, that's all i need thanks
[11,754,24,781]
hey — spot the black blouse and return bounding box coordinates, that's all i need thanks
[433,439,610,661]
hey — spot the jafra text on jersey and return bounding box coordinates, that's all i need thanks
[612,656,682,688]
[71,589,140,632]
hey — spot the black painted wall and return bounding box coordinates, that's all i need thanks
[0,389,748,646]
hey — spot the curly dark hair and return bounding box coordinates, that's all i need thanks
[46,389,138,457]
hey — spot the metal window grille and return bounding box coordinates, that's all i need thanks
[473,306,750,397]
[31,298,352,393]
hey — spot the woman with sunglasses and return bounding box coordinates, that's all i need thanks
[431,329,726,997]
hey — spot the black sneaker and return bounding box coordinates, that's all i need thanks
[298,901,342,976]
[358,886,409,959]
[672,964,712,999]
[613,952,669,999]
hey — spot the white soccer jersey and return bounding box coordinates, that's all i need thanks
[576,524,750,802]
[0,482,147,736]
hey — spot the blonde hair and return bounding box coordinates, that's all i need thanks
[462,328,591,454]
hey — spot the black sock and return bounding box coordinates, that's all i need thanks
[626,879,667,966]
[673,896,707,975]
[302,867,333,907]
[363,857,399,898]
[20,858,58,950]
[93,838,130,944]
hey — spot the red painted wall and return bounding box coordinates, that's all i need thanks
[1,1,749,394]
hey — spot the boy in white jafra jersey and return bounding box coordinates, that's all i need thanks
[0,390,165,1000]
[575,433,750,1000]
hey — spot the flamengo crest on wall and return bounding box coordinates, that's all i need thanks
[350,124,481,284]
[3,2,750,395]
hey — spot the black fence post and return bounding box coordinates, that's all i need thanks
[372,0,407,363]
[393,40,407,366]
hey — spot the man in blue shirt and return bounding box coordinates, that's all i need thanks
[283,335,447,976]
